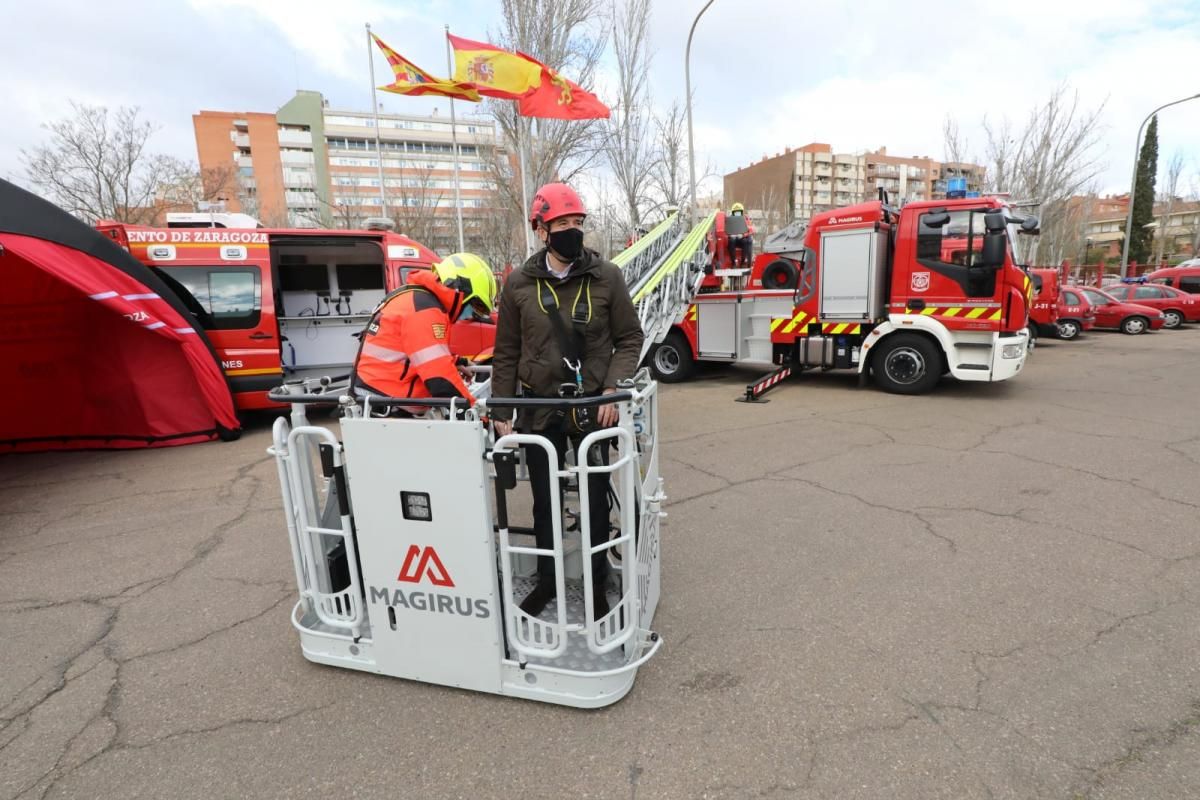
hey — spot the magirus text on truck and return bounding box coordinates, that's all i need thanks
[268,370,664,708]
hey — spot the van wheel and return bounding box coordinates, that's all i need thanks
[1162,310,1183,329]
[871,334,941,395]
[1121,316,1148,335]
[1057,319,1080,340]
[649,330,695,383]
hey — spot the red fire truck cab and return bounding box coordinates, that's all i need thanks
[650,197,1035,396]
[97,222,494,410]
[1028,267,1063,344]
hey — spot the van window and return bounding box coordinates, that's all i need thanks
[1179,276,1200,294]
[156,266,262,330]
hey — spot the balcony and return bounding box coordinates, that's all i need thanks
[232,132,250,148]
[236,156,254,169]
[280,150,315,165]
[279,129,313,146]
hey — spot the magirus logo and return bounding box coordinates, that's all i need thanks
[368,545,490,619]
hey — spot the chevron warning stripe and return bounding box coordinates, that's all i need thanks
[821,323,862,335]
[771,309,811,334]
[910,306,1003,322]
[687,304,698,322]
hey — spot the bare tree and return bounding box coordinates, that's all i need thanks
[1154,151,1184,264]
[390,166,449,250]
[156,162,239,210]
[980,86,1106,264]
[488,0,608,234]
[21,103,186,224]
[647,100,689,214]
[753,185,790,235]
[602,0,655,233]
[942,117,969,166]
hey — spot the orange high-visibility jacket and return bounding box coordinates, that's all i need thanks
[351,269,472,403]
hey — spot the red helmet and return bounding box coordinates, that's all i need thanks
[529,182,586,230]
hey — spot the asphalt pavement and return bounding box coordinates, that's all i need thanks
[2,327,1199,800]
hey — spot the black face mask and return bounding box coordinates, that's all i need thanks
[547,227,585,262]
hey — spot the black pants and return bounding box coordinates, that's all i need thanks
[729,235,753,266]
[523,430,611,588]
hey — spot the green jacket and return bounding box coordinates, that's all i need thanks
[491,248,644,429]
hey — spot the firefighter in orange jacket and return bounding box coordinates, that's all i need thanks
[351,253,498,406]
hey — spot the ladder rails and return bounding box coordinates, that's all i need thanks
[628,212,717,363]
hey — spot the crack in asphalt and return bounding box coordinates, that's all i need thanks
[1072,699,1200,799]
[1,455,283,800]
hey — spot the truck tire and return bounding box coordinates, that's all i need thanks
[1056,319,1081,340]
[1120,315,1149,335]
[760,259,799,289]
[649,330,695,383]
[871,333,941,395]
[1026,325,1038,353]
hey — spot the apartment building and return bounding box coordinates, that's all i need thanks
[193,90,505,254]
[723,143,986,228]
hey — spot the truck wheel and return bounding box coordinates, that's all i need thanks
[1026,325,1038,353]
[1162,310,1183,329]
[649,330,695,383]
[1121,316,1148,335]
[1056,319,1080,340]
[760,259,799,289]
[871,334,941,395]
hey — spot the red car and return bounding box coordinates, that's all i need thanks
[1099,283,1200,329]
[1078,287,1165,334]
[1054,286,1097,340]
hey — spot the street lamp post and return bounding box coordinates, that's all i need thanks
[685,0,716,224]
[1120,92,1200,279]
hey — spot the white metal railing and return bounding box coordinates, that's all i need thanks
[270,419,365,639]
[489,375,660,665]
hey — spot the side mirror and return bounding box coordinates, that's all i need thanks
[984,212,1006,233]
[923,212,951,227]
[1020,216,1040,234]
[979,231,1006,268]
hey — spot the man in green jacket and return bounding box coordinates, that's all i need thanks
[492,182,644,618]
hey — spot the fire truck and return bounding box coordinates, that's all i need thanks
[647,196,1036,397]
[1028,267,1063,346]
[97,219,495,410]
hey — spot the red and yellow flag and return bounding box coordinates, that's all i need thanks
[447,33,543,100]
[373,34,481,102]
[518,66,610,120]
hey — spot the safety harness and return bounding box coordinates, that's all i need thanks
[536,276,592,397]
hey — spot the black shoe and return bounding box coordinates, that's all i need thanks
[519,582,555,616]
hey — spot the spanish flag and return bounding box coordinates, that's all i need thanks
[373,35,481,102]
[518,66,610,120]
[447,33,543,100]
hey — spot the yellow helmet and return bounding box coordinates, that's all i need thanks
[433,252,499,313]
[730,202,745,214]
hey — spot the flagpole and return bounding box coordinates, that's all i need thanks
[444,25,466,252]
[365,23,387,220]
[519,117,534,255]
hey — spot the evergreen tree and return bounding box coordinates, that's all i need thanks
[1128,115,1158,265]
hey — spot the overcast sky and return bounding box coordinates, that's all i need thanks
[4,0,1199,202]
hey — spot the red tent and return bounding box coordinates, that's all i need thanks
[0,179,240,451]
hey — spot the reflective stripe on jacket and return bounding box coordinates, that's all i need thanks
[351,270,472,403]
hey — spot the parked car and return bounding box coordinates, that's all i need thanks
[1055,286,1097,340]
[1145,264,1200,296]
[1100,283,1200,328]
[1078,287,1165,334]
